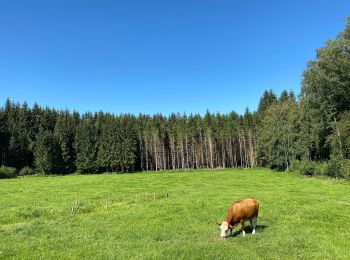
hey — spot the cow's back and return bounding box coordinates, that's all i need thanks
[230,198,259,221]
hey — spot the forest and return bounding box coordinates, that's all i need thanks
[1,19,350,178]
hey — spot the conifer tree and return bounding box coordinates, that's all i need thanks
[74,113,98,173]
[0,107,8,166]
[34,130,64,174]
[54,110,78,173]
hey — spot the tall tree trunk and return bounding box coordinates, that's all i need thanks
[221,139,225,168]
[185,133,189,169]
[204,132,209,168]
[208,131,214,169]
[144,134,149,171]
[139,132,143,170]
[153,132,158,171]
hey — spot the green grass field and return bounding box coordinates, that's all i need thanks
[1,168,350,259]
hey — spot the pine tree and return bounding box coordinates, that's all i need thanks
[75,113,98,173]
[257,90,277,115]
[0,100,9,166]
[54,110,78,173]
[34,130,64,174]
[278,90,290,103]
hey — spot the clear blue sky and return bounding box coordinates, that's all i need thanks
[0,0,349,115]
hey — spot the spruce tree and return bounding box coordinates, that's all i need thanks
[74,113,98,173]
[54,110,78,173]
[34,130,64,174]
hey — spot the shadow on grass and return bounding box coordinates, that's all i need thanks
[229,225,268,238]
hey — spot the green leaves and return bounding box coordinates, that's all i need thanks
[257,99,299,170]
[301,18,350,159]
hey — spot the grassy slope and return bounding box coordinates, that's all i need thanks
[0,168,350,259]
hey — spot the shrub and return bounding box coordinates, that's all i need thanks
[19,167,36,176]
[342,160,350,179]
[292,158,349,179]
[291,160,317,176]
[0,166,17,179]
[302,161,318,176]
[314,162,327,176]
[290,159,301,172]
[324,157,348,179]
[324,160,342,178]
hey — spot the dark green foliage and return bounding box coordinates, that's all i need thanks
[278,90,290,103]
[257,89,277,115]
[34,130,64,174]
[19,166,36,176]
[0,165,17,179]
[0,99,259,175]
[292,160,319,176]
[74,114,99,173]
[54,111,78,173]
[292,158,350,179]
[324,156,350,179]
[0,107,7,165]
[5,101,32,168]
[97,115,136,173]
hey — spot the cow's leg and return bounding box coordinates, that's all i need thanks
[252,217,257,234]
[229,222,238,236]
[240,220,245,236]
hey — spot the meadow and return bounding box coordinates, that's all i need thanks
[0,168,350,259]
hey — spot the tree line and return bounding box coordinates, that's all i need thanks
[0,101,258,174]
[1,18,349,177]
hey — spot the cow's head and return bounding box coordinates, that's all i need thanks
[217,221,231,239]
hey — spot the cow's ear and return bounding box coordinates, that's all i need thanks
[217,221,222,225]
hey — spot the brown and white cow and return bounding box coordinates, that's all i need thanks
[217,198,259,239]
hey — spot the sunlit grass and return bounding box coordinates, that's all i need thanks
[1,168,349,259]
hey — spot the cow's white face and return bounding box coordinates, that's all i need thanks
[219,221,229,239]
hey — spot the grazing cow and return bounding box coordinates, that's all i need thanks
[217,198,259,239]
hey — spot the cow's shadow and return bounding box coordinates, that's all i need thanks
[229,225,268,237]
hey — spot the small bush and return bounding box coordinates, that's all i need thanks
[19,167,36,176]
[314,162,327,176]
[290,159,301,173]
[292,160,334,177]
[0,166,17,179]
[302,161,318,176]
[291,160,318,176]
[293,158,349,179]
[342,160,350,179]
[324,157,350,179]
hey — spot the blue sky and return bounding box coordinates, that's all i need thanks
[0,0,349,115]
